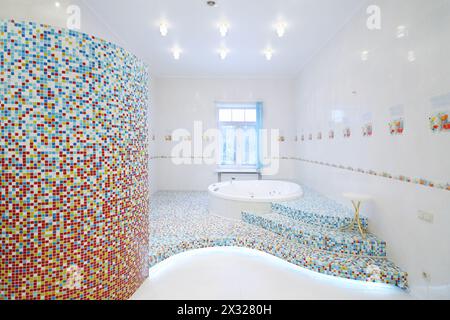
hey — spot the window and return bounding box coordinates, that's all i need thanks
[217,102,262,169]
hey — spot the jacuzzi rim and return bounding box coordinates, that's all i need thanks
[208,180,303,203]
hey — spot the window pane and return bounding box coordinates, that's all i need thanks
[221,126,236,165]
[242,126,257,166]
[219,109,232,122]
[232,109,245,122]
[245,109,257,122]
[217,102,262,169]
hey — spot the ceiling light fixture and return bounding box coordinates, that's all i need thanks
[172,47,182,60]
[159,21,169,37]
[55,2,61,8]
[218,22,230,37]
[361,50,369,61]
[218,47,229,60]
[207,1,217,7]
[275,21,287,38]
[263,48,274,61]
[396,25,408,38]
[407,50,416,62]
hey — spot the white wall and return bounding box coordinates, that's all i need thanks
[151,77,296,191]
[293,0,450,298]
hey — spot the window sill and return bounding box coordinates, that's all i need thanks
[215,167,260,173]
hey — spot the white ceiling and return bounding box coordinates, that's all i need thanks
[0,0,367,77]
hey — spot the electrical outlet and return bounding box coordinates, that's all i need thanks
[418,210,434,223]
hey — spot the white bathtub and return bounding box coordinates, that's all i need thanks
[208,180,303,220]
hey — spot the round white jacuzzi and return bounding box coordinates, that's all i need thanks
[208,180,303,220]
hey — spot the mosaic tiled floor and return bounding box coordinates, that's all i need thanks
[149,190,408,289]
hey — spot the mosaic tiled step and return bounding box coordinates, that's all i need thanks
[272,188,369,229]
[149,191,408,290]
[149,233,408,290]
[242,212,386,257]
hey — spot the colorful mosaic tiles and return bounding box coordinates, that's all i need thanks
[241,212,386,257]
[389,118,404,135]
[0,20,149,300]
[430,112,450,132]
[151,152,449,192]
[272,186,369,229]
[290,158,450,192]
[149,191,408,289]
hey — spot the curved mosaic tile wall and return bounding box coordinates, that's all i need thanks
[0,20,149,300]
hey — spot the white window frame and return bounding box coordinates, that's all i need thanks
[216,102,261,170]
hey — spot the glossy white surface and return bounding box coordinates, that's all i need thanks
[209,195,272,220]
[342,193,372,202]
[208,180,302,220]
[131,247,411,300]
[0,0,365,77]
[209,180,302,202]
[293,0,450,298]
[151,77,297,191]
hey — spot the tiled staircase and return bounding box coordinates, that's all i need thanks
[242,189,408,289]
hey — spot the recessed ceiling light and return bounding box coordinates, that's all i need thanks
[55,1,61,7]
[207,1,217,7]
[218,47,229,60]
[263,48,274,61]
[159,21,169,37]
[218,22,230,37]
[275,21,287,38]
[172,47,182,60]
[396,25,408,38]
[361,50,369,61]
[407,50,416,62]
